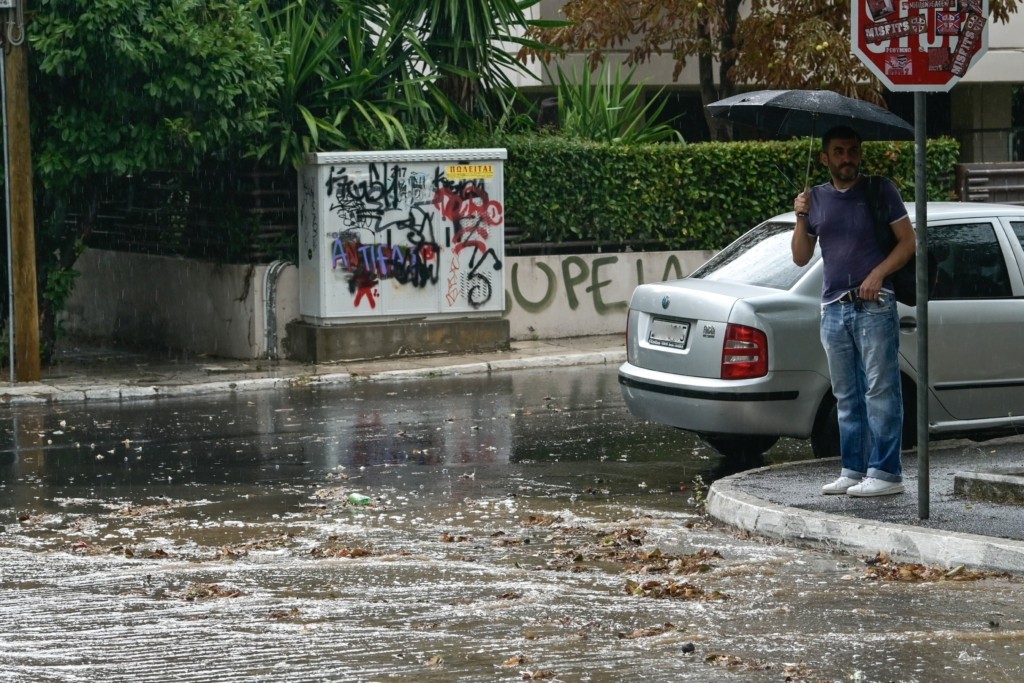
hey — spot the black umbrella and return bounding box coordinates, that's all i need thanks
[707,89,913,141]
[707,89,914,187]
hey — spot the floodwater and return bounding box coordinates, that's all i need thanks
[2,367,1023,683]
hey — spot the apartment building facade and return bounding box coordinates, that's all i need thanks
[514,1,1024,163]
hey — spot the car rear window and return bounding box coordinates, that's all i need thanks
[689,221,819,289]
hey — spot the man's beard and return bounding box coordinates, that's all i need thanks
[834,163,859,181]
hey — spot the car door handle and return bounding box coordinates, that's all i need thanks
[899,316,917,332]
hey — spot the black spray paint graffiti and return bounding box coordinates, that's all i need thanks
[325,163,431,233]
[325,162,503,310]
[331,233,440,309]
[434,177,503,308]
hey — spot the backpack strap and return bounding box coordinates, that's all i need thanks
[864,174,896,251]
[864,174,917,306]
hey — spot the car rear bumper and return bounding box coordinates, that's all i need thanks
[617,362,829,438]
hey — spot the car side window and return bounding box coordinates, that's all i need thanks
[928,222,1011,300]
[1012,221,1024,250]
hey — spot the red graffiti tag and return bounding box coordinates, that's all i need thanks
[433,183,504,228]
[350,270,378,309]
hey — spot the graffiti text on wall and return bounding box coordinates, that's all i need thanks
[508,254,686,315]
[324,162,503,311]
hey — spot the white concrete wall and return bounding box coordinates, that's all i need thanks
[61,249,714,358]
[61,251,291,359]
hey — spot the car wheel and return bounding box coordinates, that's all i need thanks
[698,434,780,459]
[810,399,839,459]
[811,376,919,460]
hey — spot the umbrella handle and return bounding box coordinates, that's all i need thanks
[803,112,822,192]
[803,134,814,192]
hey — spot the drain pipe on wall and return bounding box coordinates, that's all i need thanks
[262,260,291,360]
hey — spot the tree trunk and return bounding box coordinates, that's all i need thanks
[701,0,743,142]
[699,21,730,142]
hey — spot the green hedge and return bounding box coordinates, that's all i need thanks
[502,136,960,250]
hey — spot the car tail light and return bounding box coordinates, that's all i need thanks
[721,324,768,379]
[625,309,632,363]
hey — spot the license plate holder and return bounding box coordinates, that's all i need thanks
[648,318,690,349]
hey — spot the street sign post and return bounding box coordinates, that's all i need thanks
[851,0,990,92]
[851,1,990,520]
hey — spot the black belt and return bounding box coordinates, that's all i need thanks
[838,290,858,304]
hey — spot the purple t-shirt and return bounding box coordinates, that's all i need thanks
[806,176,908,303]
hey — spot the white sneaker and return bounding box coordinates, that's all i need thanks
[846,477,904,497]
[821,476,862,495]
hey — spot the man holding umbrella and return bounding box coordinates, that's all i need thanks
[791,125,915,497]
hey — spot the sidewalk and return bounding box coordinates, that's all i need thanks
[708,447,1024,575]
[3,334,1024,575]
[0,334,627,405]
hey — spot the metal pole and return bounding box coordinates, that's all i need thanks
[914,91,930,519]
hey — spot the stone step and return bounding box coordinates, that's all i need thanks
[953,467,1024,505]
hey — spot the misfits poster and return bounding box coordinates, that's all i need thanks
[853,1,989,90]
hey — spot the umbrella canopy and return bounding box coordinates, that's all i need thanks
[707,89,914,141]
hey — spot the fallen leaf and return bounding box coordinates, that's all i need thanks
[268,608,301,620]
[178,583,242,601]
[617,623,677,639]
[625,578,728,601]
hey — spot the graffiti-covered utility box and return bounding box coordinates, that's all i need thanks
[298,148,507,324]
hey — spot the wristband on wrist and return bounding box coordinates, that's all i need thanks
[796,211,809,217]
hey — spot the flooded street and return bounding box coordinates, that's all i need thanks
[2,367,1023,682]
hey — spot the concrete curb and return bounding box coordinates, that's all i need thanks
[0,351,628,405]
[707,463,1024,574]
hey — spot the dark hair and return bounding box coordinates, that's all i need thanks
[821,125,862,150]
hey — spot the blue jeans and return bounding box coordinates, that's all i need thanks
[820,293,903,482]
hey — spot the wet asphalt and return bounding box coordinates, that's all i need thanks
[4,334,1024,574]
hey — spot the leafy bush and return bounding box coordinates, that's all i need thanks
[550,62,683,144]
[25,0,281,359]
[499,135,960,250]
[252,0,425,168]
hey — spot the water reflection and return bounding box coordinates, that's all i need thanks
[0,369,814,514]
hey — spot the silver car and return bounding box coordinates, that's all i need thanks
[618,202,1024,459]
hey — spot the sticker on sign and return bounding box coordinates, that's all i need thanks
[851,0,989,92]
